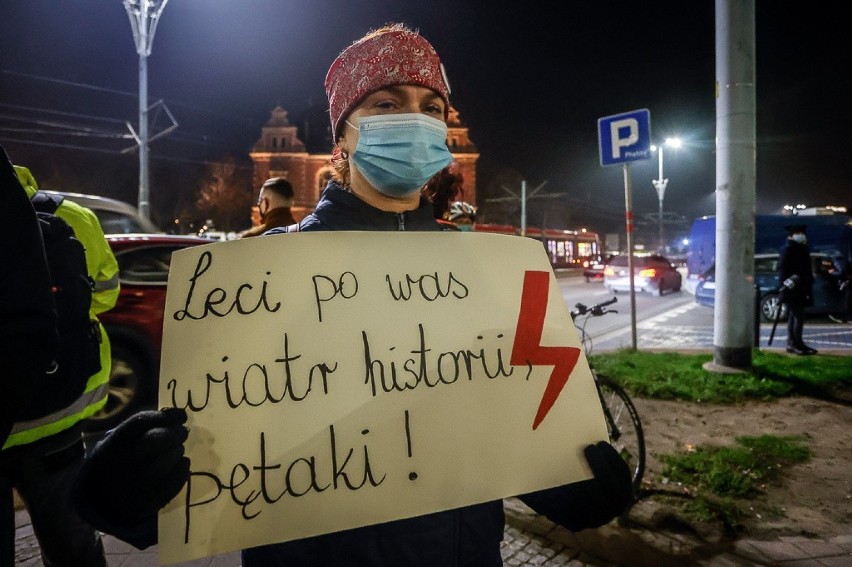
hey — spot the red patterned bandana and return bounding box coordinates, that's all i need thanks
[325,29,450,139]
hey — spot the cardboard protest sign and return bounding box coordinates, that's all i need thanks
[157,231,606,563]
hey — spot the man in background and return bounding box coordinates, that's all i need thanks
[238,177,296,237]
[778,223,817,355]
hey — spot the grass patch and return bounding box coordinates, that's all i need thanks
[660,435,811,497]
[657,435,811,530]
[585,349,846,530]
[585,349,842,532]
[588,349,852,403]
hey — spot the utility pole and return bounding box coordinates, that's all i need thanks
[123,0,170,221]
[488,179,562,235]
[710,0,756,370]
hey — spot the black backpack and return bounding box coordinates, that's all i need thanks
[19,193,102,420]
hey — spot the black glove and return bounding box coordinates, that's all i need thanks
[519,441,635,532]
[72,408,190,548]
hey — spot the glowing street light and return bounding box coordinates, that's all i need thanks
[650,136,682,252]
[123,0,170,221]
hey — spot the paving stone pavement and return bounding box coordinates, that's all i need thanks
[14,499,852,566]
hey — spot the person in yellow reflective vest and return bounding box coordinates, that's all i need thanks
[1,164,119,567]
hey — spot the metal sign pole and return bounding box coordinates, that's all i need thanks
[623,163,638,350]
[597,108,652,352]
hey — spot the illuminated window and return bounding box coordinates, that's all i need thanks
[546,240,557,262]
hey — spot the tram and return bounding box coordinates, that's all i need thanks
[470,223,602,269]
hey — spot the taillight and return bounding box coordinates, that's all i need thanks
[639,268,657,278]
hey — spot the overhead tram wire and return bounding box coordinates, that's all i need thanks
[0,133,254,171]
[0,69,260,128]
[0,68,259,154]
[0,136,126,155]
[0,69,139,99]
[0,102,245,155]
[0,102,131,126]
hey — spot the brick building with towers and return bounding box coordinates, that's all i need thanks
[249,105,479,220]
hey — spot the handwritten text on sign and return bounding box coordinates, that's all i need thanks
[157,232,606,563]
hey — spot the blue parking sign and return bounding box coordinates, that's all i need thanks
[598,109,652,166]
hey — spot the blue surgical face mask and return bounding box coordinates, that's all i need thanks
[346,113,454,197]
[791,233,807,244]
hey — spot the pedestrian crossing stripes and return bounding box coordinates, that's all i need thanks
[638,302,699,329]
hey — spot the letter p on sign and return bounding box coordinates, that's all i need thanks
[597,109,651,167]
[609,119,639,159]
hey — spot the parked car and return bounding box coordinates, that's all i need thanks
[603,254,683,295]
[694,252,842,322]
[85,233,212,430]
[41,190,160,234]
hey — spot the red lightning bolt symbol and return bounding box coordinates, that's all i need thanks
[511,270,581,430]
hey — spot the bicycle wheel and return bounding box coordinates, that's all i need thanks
[594,373,646,495]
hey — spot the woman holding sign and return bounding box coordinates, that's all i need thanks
[72,23,633,566]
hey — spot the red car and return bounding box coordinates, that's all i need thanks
[87,233,211,430]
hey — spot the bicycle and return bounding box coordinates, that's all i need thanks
[570,296,646,496]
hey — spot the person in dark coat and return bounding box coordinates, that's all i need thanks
[0,145,58,446]
[778,223,817,355]
[238,177,297,238]
[0,145,59,566]
[71,23,634,566]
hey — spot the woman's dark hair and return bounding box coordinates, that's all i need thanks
[422,165,465,219]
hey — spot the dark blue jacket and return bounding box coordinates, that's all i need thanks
[265,182,442,234]
[247,182,609,565]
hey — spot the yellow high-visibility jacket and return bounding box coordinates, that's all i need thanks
[3,167,120,449]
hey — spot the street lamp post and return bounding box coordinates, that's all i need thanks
[650,137,681,252]
[123,0,169,221]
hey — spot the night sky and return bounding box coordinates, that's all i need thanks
[1,1,848,236]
